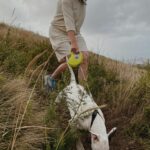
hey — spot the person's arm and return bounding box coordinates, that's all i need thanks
[67,31,78,52]
[62,0,78,52]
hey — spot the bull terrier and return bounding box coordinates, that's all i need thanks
[55,62,116,150]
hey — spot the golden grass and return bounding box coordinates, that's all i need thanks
[0,23,47,43]
[10,52,54,150]
[0,77,52,150]
[0,22,149,149]
[0,79,34,149]
[0,22,56,149]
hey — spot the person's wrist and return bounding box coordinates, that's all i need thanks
[71,42,78,49]
[71,47,79,54]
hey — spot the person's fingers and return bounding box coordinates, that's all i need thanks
[71,48,79,54]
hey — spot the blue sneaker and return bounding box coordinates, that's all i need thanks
[44,75,56,92]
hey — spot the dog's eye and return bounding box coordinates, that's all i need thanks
[94,136,99,141]
[92,134,99,142]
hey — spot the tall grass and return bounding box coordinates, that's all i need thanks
[0,23,150,150]
[0,23,57,150]
[0,23,57,76]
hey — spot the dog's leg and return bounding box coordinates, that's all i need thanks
[76,138,85,150]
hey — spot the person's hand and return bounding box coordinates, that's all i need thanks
[71,42,79,54]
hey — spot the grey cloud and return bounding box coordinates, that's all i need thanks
[0,0,57,34]
[84,0,150,38]
[0,0,149,62]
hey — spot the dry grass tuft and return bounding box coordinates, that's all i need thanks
[0,23,47,44]
[0,78,49,150]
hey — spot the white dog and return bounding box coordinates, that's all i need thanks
[55,63,116,150]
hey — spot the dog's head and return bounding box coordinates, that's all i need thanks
[89,113,109,150]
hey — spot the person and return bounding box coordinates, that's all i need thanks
[44,0,89,90]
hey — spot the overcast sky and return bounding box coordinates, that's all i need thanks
[0,0,150,63]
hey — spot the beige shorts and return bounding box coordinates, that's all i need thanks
[49,26,88,62]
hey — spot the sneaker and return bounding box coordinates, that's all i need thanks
[44,75,56,92]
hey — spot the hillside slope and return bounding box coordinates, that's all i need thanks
[0,23,150,150]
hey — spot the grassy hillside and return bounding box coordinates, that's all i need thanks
[0,23,150,150]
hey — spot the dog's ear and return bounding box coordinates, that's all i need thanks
[108,127,117,142]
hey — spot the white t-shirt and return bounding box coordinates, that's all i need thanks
[51,0,86,34]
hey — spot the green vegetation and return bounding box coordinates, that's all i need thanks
[136,60,150,71]
[0,23,150,150]
[0,23,57,75]
[126,71,150,149]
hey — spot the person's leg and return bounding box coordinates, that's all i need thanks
[51,62,68,79]
[49,51,89,81]
[44,57,68,90]
[78,51,89,82]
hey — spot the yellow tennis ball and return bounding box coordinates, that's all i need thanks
[68,51,83,68]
